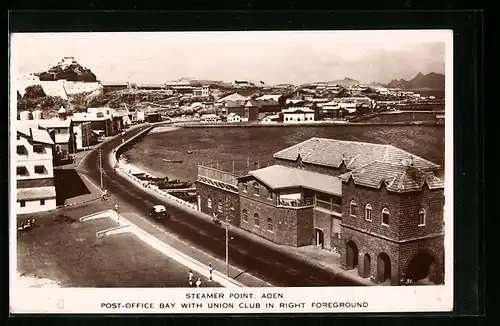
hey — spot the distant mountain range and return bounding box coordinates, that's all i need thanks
[325,77,360,87]
[386,72,445,90]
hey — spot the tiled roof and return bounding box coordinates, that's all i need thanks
[339,161,444,193]
[242,165,342,196]
[273,137,440,171]
[17,186,56,200]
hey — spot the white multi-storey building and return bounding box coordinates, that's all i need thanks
[16,124,56,214]
[282,107,315,123]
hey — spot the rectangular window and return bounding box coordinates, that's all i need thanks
[40,199,45,206]
[35,165,45,174]
[16,166,28,176]
[33,145,44,154]
[242,183,248,192]
[17,145,27,155]
[267,190,273,199]
[20,200,26,207]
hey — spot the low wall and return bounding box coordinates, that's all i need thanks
[112,126,198,211]
[178,121,441,128]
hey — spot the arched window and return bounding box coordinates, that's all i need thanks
[418,208,426,226]
[242,209,248,222]
[350,200,357,217]
[254,213,260,228]
[207,197,212,209]
[382,208,390,226]
[365,204,372,221]
[217,200,223,213]
[267,218,273,232]
[253,182,260,196]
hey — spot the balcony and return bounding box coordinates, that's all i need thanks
[197,165,239,186]
[314,198,342,215]
[277,197,314,208]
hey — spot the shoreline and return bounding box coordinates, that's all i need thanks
[120,125,186,182]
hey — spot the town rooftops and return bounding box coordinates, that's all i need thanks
[17,186,57,201]
[273,137,440,171]
[17,123,54,145]
[216,93,249,103]
[255,94,282,102]
[339,161,444,193]
[38,118,72,129]
[72,113,110,122]
[241,164,342,196]
[201,114,220,119]
[246,99,280,107]
[227,112,240,117]
[282,107,315,113]
[224,100,247,108]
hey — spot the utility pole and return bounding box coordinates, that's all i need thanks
[225,197,230,277]
[99,149,103,191]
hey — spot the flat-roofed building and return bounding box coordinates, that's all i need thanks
[16,124,57,214]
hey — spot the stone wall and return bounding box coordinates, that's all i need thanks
[196,181,240,226]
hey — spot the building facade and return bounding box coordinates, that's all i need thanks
[16,125,57,214]
[73,121,95,151]
[338,161,444,285]
[195,137,445,285]
[282,107,315,123]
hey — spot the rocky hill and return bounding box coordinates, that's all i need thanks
[387,72,445,90]
[326,77,360,87]
[35,58,97,82]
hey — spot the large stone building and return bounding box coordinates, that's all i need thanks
[196,137,445,286]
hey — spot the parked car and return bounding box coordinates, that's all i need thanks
[150,205,170,219]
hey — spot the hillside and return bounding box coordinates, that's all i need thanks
[326,77,360,87]
[387,72,445,90]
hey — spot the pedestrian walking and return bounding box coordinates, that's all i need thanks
[195,278,201,288]
[209,263,214,281]
[114,204,119,212]
[188,270,194,287]
[31,217,36,227]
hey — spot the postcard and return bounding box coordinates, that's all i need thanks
[10,30,453,314]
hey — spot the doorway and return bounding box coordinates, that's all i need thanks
[363,253,371,278]
[315,228,324,249]
[346,241,359,270]
[377,253,391,283]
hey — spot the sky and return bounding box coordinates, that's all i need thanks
[10,31,449,85]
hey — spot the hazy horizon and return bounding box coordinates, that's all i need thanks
[11,31,448,85]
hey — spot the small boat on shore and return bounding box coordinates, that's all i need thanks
[163,159,183,163]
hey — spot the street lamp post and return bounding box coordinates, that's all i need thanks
[225,197,230,277]
[99,149,103,191]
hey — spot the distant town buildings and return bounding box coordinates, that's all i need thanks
[282,107,315,123]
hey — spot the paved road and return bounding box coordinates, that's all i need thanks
[80,126,361,287]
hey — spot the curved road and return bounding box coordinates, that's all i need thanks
[80,126,361,287]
